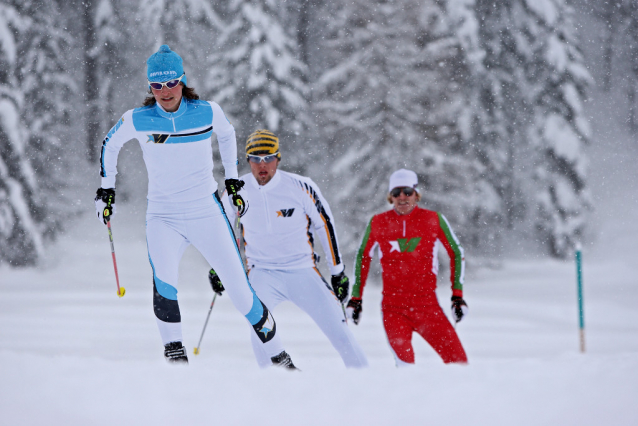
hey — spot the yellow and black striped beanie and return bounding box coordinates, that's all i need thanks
[245,129,281,160]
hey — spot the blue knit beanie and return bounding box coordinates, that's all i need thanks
[146,44,187,86]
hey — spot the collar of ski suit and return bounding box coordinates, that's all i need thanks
[393,205,420,217]
[153,97,188,119]
[248,168,282,191]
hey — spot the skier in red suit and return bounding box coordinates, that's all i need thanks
[346,169,468,365]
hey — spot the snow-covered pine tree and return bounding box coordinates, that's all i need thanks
[85,0,124,162]
[205,0,311,173]
[282,0,321,76]
[472,0,537,247]
[593,0,638,133]
[137,0,223,89]
[83,0,100,162]
[589,1,618,91]
[527,0,592,257]
[313,0,490,253]
[446,0,505,254]
[0,3,37,266]
[0,0,74,266]
[616,1,638,133]
[474,0,591,258]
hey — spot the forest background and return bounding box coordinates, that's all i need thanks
[1,0,636,267]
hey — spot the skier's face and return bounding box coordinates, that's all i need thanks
[391,187,418,215]
[151,82,183,112]
[249,155,279,186]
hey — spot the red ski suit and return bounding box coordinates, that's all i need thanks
[352,207,467,364]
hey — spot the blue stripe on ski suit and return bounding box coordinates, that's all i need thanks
[159,128,213,144]
[100,117,124,178]
[132,99,213,133]
[212,193,263,326]
[147,253,178,300]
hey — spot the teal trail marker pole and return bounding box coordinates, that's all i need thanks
[575,243,585,353]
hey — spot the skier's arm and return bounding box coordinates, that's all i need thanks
[301,179,345,276]
[346,217,376,324]
[351,217,377,300]
[210,102,238,180]
[437,213,465,298]
[99,111,135,189]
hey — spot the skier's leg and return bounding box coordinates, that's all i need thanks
[246,268,286,368]
[187,196,285,358]
[414,304,468,364]
[146,216,190,345]
[382,306,416,364]
[286,268,368,368]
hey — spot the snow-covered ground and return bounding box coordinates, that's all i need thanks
[2,170,637,426]
[2,84,638,426]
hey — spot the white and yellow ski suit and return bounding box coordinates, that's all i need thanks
[222,170,368,368]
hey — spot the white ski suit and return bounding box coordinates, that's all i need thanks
[222,170,368,368]
[99,98,283,357]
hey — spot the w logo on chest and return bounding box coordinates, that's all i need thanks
[389,237,421,253]
[148,134,170,144]
[277,208,295,217]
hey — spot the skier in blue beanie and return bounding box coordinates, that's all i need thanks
[94,45,296,369]
[146,44,188,88]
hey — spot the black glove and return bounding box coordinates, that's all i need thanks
[331,271,350,303]
[95,188,116,225]
[451,296,468,323]
[208,269,225,296]
[225,179,248,217]
[346,298,362,325]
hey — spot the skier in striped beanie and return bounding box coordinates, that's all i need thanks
[209,129,368,369]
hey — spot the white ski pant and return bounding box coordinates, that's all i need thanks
[146,193,284,358]
[247,267,368,368]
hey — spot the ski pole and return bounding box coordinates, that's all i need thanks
[235,208,247,266]
[194,293,217,355]
[235,215,241,249]
[106,220,126,298]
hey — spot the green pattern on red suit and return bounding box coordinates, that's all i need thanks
[437,212,464,296]
[352,218,373,299]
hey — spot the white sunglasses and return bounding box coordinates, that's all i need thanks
[148,73,185,90]
[247,154,279,164]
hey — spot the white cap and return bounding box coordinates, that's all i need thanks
[388,169,419,192]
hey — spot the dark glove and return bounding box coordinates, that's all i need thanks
[331,271,350,303]
[208,269,225,296]
[346,298,362,325]
[225,179,248,217]
[95,188,116,225]
[451,296,468,323]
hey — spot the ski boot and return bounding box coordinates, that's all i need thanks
[271,351,298,370]
[164,341,188,364]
